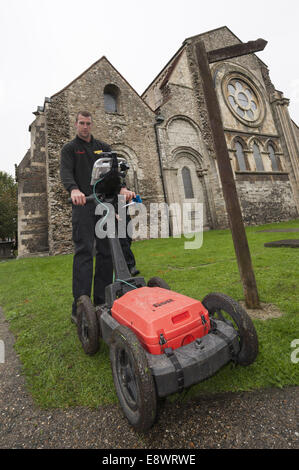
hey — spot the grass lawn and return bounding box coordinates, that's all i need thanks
[0,219,298,408]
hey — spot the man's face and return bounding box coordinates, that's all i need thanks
[75,114,92,141]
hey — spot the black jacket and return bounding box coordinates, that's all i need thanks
[60,135,112,196]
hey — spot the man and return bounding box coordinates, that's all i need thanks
[60,111,135,323]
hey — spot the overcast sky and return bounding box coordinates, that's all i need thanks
[1,0,298,178]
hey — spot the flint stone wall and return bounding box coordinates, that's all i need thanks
[17,114,48,257]
[236,172,298,224]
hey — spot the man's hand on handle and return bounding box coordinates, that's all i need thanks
[71,189,86,206]
[71,187,135,205]
[120,187,136,202]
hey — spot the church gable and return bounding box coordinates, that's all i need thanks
[142,27,243,112]
[184,26,242,52]
[44,55,164,255]
[55,56,154,123]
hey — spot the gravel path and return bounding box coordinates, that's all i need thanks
[0,307,298,450]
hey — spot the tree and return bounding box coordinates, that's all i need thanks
[0,171,17,240]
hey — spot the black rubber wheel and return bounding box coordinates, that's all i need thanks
[77,295,99,355]
[110,325,157,432]
[147,276,170,290]
[202,292,258,366]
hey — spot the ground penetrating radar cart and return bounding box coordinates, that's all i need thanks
[74,152,259,432]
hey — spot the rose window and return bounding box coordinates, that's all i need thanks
[227,79,260,122]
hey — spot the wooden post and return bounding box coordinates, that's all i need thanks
[195,40,261,309]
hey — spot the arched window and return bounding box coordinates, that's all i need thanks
[252,143,264,171]
[182,166,194,199]
[235,141,247,171]
[268,144,279,171]
[104,84,119,113]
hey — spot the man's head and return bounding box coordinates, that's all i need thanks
[75,111,92,142]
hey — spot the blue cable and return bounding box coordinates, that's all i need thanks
[115,279,137,289]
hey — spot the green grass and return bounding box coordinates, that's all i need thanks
[0,219,298,408]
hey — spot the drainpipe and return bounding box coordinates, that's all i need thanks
[154,113,172,236]
[154,113,167,202]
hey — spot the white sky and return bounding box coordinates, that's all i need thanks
[1,0,298,178]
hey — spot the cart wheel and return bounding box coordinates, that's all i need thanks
[147,276,170,290]
[202,292,258,366]
[110,325,157,432]
[77,295,99,355]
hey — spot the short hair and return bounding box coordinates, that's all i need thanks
[76,111,92,122]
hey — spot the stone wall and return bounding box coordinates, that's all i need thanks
[185,28,298,228]
[151,66,220,231]
[16,114,48,257]
[143,41,228,229]
[236,172,298,224]
[45,92,72,255]
[142,28,299,230]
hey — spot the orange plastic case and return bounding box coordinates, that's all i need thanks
[111,287,211,355]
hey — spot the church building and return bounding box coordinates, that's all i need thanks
[16,26,299,257]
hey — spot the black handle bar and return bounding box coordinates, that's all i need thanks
[68,194,117,205]
[68,194,96,204]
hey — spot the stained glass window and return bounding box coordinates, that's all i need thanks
[268,144,279,171]
[235,142,247,171]
[182,167,194,199]
[253,143,264,171]
[226,79,259,122]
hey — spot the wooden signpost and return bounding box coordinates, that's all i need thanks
[195,39,267,308]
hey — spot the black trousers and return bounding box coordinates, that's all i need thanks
[72,204,113,307]
[118,212,136,270]
[119,237,135,269]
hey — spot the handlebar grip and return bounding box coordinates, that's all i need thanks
[68,194,96,204]
[85,194,96,202]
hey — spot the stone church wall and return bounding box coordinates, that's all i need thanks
[16,114,48,257]
[236,173,298,225]
[190,28,299,226]
[44,92,72,256]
